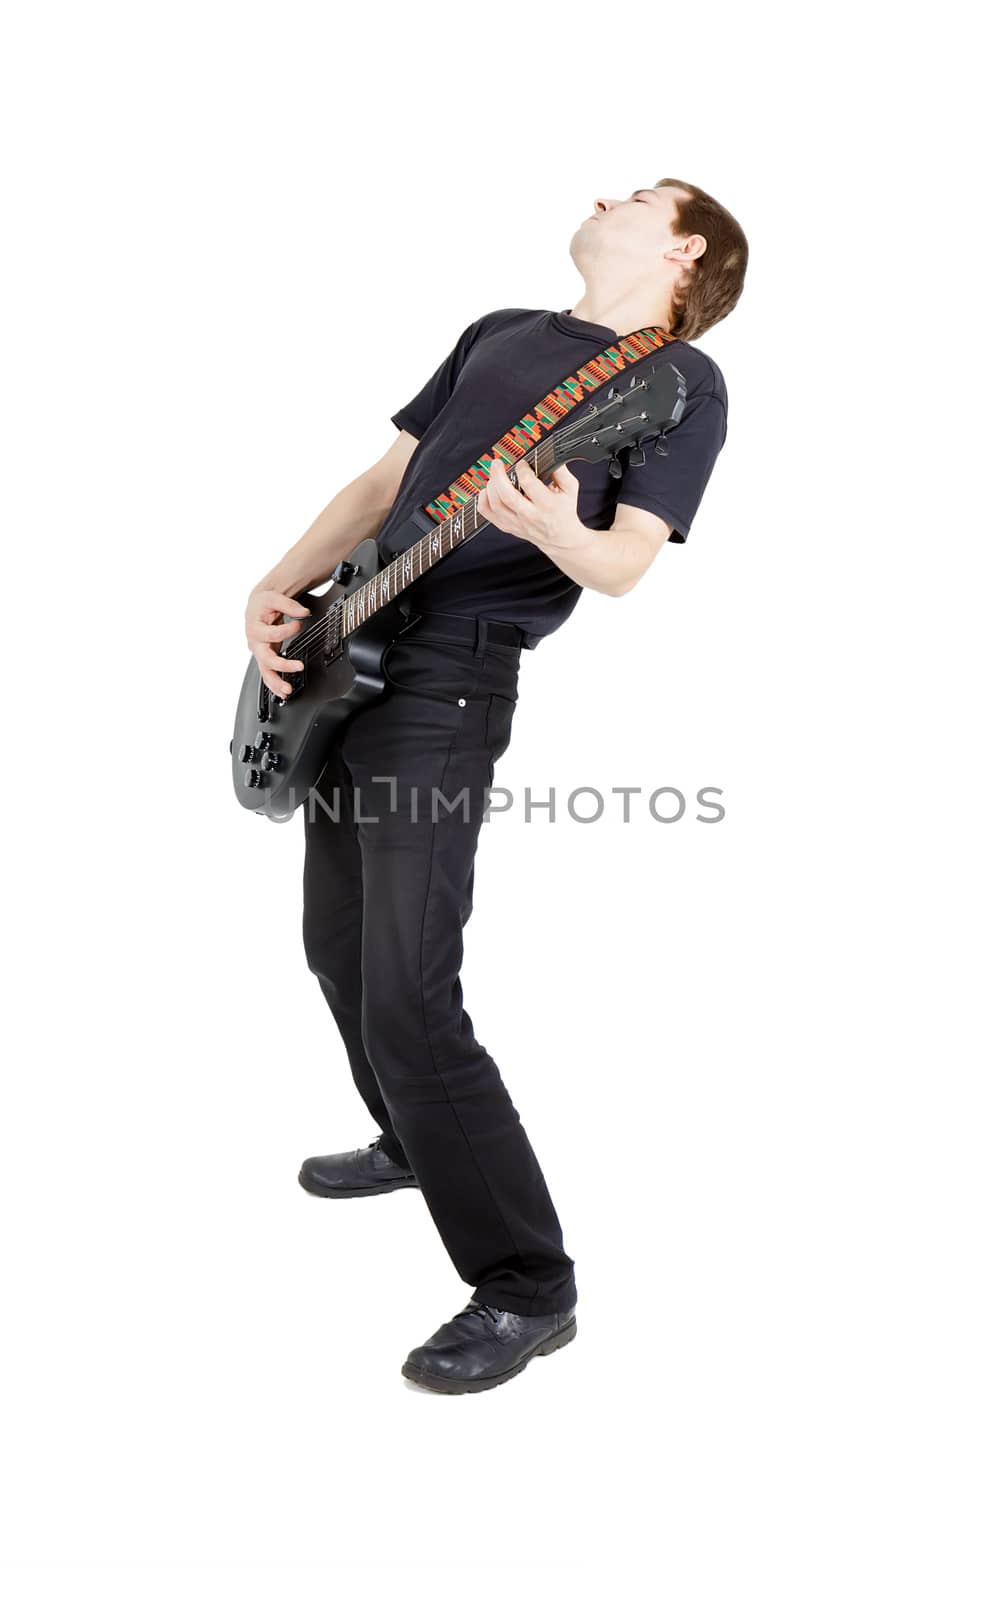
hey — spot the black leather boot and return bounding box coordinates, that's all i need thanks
[298,1136,419,1198]
[402,1299,578,1394]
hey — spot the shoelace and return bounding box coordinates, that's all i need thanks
[458,1300,502,1324]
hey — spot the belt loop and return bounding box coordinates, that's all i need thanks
[474,617,488,665]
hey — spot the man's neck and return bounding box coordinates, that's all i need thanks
[567,290,675,339]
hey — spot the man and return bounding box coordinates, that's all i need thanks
[244,178,748,1394]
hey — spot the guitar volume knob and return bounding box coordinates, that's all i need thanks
[238,744,256,763]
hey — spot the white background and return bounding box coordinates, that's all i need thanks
[1,2,976,1596]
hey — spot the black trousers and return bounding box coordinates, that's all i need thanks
[301,610,577,1317]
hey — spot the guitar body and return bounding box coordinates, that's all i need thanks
[230,538,410,822]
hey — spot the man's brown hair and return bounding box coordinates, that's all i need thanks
[654,178,748,342]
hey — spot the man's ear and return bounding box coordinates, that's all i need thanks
[666,232,707,266]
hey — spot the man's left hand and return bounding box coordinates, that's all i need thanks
[476,458,592,552]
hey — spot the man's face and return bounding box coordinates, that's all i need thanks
[570,184,688,273]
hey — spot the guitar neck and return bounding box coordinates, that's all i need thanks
[340,435,560,638]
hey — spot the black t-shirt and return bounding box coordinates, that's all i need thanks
[377,307,728,638]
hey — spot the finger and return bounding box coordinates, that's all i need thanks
[259,591,310,617]
[257,655,294,694]
[478,485,517,529]
[252,618,304,643]
[479,505,522,536]
[488,460,528,513]
[513,459,552,507]
[256,643,304,673]
[261,668,294,696]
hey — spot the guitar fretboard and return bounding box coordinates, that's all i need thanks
[340,435,559,638]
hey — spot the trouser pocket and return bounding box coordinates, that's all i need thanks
[381,637,478,708]
[484,691,517,760]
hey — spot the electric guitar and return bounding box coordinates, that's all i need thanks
[230,361,687,821]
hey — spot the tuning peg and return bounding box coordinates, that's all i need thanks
[628,445,646,467]
[607,454,624,480]
[606,384,621,400]
[654,439,669,457]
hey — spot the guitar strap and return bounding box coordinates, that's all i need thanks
[418,322,677,526]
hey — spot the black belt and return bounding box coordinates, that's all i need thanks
[397,605,542,651]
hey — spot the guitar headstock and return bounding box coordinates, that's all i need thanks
[551,361,687,477]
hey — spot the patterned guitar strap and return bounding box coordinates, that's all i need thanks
[419,322,677,525]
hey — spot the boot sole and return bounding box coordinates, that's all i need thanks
[401,1317,577,1394]
[297,1168,419,1199]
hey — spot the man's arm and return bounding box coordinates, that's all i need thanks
[476,458,672,597]
[539,500,673,597]
[245,428,418,697]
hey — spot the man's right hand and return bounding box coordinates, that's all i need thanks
[245,589,312,697]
